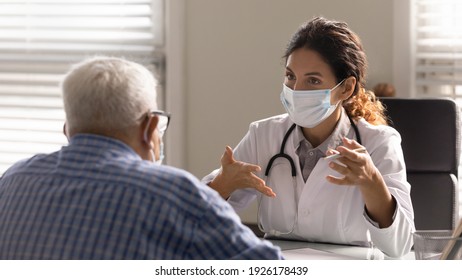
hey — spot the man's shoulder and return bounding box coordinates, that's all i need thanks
[1,152,56,178]
[126,162,215,208]
[140,163,202,190]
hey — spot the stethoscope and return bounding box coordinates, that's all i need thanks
[258,114,362,236]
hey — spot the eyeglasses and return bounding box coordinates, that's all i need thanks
[150,110,171,136]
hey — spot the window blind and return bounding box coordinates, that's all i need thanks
[414,0,462,101]
[0,0,164,175]
[414,0,462,220]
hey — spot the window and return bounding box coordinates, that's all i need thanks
[0,0,165,175]
[408,0,462,219]
[413,0,462,104]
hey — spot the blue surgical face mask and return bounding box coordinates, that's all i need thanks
[280,80,344,128]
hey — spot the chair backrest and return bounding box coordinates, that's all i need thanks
[379,97,461,230]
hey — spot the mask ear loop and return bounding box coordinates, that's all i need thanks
[144,115,156,150]
[144,115,157,163]
[331,78,346,92]
[330,79,347,109]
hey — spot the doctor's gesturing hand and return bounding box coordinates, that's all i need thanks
[209,146,276,199]
[326,137,396,228]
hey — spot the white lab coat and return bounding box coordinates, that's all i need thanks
[203,113,415,258]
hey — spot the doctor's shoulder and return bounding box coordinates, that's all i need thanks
[248,113,292,132]
[356,118,402,147]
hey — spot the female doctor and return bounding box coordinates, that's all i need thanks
[202,17,414,258]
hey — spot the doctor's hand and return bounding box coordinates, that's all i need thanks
[325,137,383,188]
[209,146,276,200]
[326,137,396,228]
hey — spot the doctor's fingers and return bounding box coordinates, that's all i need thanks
[328,161,350,176]
[328,161,377,187]
[326,148,340,157]
[327,160,369,185]
[220,146,236,165]
[242,174,275,197]
[335,157,372,178]
[255,184,276,198]
[335,147,367,163]
[327,161,355,185]
[341,137,362,149]
[241,162,262,173]
[326,174,355,186]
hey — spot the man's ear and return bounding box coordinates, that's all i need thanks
[340,76,357,100]
[141,115,159,144]
[63,123,69,141]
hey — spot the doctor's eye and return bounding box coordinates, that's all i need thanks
[285,72,296,81]
[307,77,321,85]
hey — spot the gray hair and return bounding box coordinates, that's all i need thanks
[62,56,157,134]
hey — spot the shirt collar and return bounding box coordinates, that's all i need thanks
[292,124,307,150]
[292,108,352,154]
[323,108,351,152]
[69,133,141,160]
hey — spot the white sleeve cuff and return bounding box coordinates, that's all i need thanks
[363,196,398,228]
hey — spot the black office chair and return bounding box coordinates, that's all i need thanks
[380,97,461,230]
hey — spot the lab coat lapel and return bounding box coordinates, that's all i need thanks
[300,159,331,200]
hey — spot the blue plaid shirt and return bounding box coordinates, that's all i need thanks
[0,134,283,260]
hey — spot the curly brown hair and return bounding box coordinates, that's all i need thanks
[283,17,387,125]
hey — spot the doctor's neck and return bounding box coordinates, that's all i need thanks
[301,107,342,147]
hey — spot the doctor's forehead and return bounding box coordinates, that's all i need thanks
[285,48,334,77]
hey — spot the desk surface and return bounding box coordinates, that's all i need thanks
[266,239,415,260]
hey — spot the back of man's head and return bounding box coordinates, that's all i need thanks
[62,57,158,136]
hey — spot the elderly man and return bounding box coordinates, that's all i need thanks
[0,57,283,260]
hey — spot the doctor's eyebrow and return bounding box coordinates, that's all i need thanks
[285,67,323,77]
[303,71,323,77]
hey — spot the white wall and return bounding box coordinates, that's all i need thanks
[179,0,394,222]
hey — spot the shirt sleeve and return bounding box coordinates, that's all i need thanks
[187,182,284,259]
[363,197,398,228]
